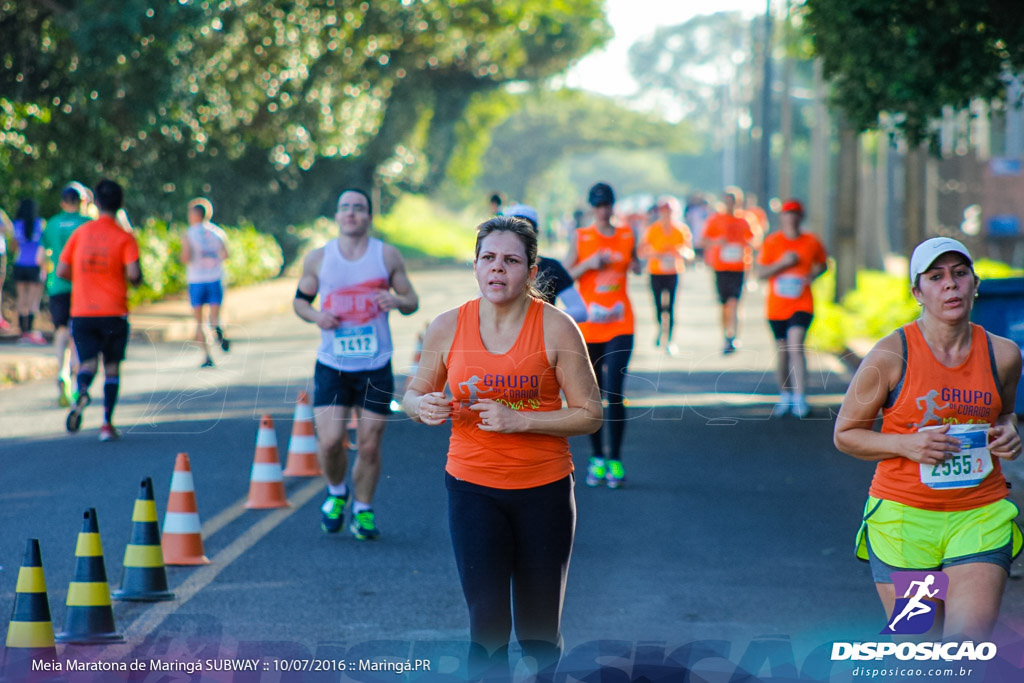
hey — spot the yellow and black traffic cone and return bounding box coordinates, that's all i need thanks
[2,538,57,677]
[55,508,124,644]
[113,477,174,602]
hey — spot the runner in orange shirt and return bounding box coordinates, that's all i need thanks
[403,216,601,678]
[702,191,757,354]
[834,237,1022,640]
[639,196,693,355]
[57,179,143,441]
[565,182,642,488]
[756,200,827,418]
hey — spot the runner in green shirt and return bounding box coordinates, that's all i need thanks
[42,185,89,406]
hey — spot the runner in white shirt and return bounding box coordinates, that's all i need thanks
[294,188,419,540]
[181,198,231,368]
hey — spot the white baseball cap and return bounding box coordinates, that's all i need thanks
[909,237,973,285]
[506,204,539,229]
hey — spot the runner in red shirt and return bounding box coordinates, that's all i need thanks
[57,179,143,441]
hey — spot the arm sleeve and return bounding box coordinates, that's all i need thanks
[556,286,589,323]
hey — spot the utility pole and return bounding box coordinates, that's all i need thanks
[779,0,793,200]
[752,0,774,207]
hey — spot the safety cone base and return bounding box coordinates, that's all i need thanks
[112,587,174,602]
[54,631,125,644]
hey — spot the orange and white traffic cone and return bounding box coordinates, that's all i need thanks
[283,392,321,477]
[161,453,210,565]
[246,416,290,509]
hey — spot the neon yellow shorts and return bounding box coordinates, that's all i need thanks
[855,496,1022,573]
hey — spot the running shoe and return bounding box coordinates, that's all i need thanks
[200,358,216,368]
[98,423,122,442]
[57,379,70,408]
[666,343,680,357]
[585,457,607,487]
[771,393,792,419]
[320,494,348,534]
[65,393,91,433]
[22,331,48,346]
[220,337,231,353]
[0,318,11,331]
[605,459,626,489]
[791,396,810,419]
[350,509,381,541]
[722,338,737,355]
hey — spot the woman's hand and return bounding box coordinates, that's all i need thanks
[417,391,452,426]
[470,399,527,433]
[988,421,1022,460]
[903,425,962,465]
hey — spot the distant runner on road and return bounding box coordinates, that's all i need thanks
[756,199,827,418]
[294,188,419,540]
[702,191,758,355]
[639,195,693,356]
[57,179,143,442]
[181,197,231,368]
[565,182,641,489]
[42,185,90,405]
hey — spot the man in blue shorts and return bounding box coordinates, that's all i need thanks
[181,198,230,368]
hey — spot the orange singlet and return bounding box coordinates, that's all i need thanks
[573,223,635,343]
[871,322,1008,511]
[445,298,572,489]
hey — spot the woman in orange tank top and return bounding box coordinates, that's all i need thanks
[565,182,642,489]
[403,216,602,678]
[835,238,1022,640]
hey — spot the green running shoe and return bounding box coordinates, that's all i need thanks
[349,509,381,541]
[585,457,606,487]
[319,494,348,534]
[605,459,626,489]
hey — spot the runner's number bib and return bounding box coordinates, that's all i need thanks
[333,325,378,358]
[919,423,993,489]
[774,275,805,299]
[588,302,624,324]
[720,244,744,264]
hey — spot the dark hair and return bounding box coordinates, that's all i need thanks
[338,188,372,216]
[489,193,502,207]
[474,216,543,299]
[588,182,615,207]
[94,179,124,212]
[15,199,38,241]
[61,186,81,203]
[188,197,213,220]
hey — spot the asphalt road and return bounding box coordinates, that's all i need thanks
[2,266,1022,682]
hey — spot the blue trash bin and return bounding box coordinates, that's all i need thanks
[972,277,1024,413]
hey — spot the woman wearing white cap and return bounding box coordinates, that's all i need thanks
[834,237,1022,640]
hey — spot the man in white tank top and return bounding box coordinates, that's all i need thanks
[294,189,419,540]
[181,198,231,367]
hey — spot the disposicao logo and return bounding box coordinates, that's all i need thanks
[883,571,948,635]
[830,571,997,663]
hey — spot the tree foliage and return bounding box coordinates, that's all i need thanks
[477,88,696,201]
[0,0,609,230]
[803,0,1024,144]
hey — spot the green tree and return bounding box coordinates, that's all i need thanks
[477,88,696,201]
[803,0,1024,144]
[0,0,610,234]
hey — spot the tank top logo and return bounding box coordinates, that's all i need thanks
[912,387,994,428]
[457,373,542,410]
[322,279,387,324]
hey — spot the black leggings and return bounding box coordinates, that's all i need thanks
[447,473,575,677]
[650,274,678,339]
[586,334,633,461]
